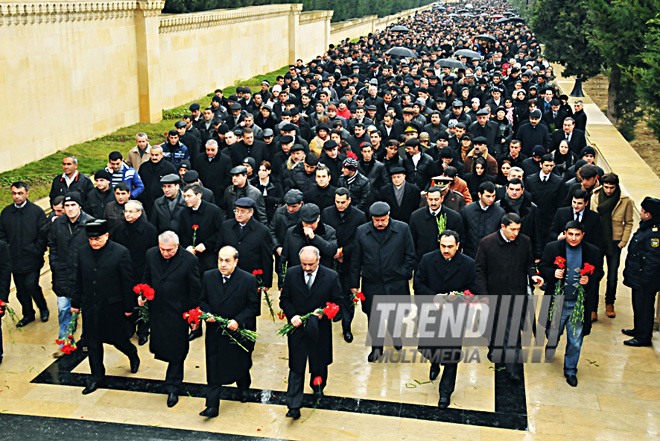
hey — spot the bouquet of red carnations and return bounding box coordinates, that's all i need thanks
[276,302,340,336]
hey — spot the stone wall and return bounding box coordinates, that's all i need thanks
[0,1,431,173]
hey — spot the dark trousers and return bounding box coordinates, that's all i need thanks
[13,270,47,319]
[431,362,458,398]
[165,359,185,394]
[632,287,658,342]
[205,372,251,408]
[286,366,327,410]
[87,338,137,382]
[603,240,622,305]
[488,304,525,374]
[338,270,355,332]
[130,312,149,338]
[366,306,399,350]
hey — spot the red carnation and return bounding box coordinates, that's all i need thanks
[554,256,566,269]
[580,263,596,276]
[313,376,323,386]
[252,269,263,276]
[192,225,199,230]
[322,302,340,320]
[277,311,286,320]
[347,151,358,160]
[183,307,203,325]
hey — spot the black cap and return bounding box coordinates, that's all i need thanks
[390,166,406,176]
[85,220,109,237]
[174,120,187,129]
[94,169,112,181]
[641,197,660,219]
[63,192,82,207]
[179,160,191,170]
[300,203,320,222]
[370,201,391,217]
[235,197,256,209]
[229,103,242,111]
[323,140,339,150]
[281,123,298,132]
[230,165,248,175]
[473,136,488,145]
[160,173,180,185]
[189,103,200,111]
[280,135,294,144]
[290,144,305,153]
[284,189,303,204]
[183,170,199,183]
[476,108,489,116]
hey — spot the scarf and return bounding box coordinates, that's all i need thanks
[597,186,620,256]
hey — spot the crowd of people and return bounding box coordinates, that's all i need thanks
[0,0,659,420]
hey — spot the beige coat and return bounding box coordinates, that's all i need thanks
[125,144,151,172]
[590,186,634,246]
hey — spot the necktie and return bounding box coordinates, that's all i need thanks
[223,276,228,284]
[574,212,580,222]
[306,274,313,289]
[543,176,547,182]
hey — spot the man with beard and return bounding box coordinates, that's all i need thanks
[199,246,260,418]
[142,231,201,407]
[111,200,158,346]
[70,220,140,394]
[414,230,478,408]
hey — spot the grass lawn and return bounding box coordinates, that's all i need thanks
[0,65,289,208]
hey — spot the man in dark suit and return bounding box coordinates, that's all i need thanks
[525,155,563,249]
[70,220,140,395]
[549,190,604,253]
[199,246,261,418]
[539,221,603,387]
[142,231,201,407]
[409,186,464,264]
[111,200,158,346]
[414,230,478,408]
[321,188,367,342]
[350,201,417,362]
[279,246,342,420]
[475,213,544,380]
[550,117,586,154]
[379,167,421,224]
[221,197,273,292]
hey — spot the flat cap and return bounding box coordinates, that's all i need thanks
[389,166,406,176]
[85,220,109,237]
[160,173,180,184]
[370,201,391,217]
[284,189,304,204]
[183,170,199,183]
[280,135,294,144]
[235,197,255,209]
[230,165,248,175]
[300,203,320,223]
[174,120,187,129]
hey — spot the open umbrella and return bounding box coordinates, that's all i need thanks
[504,12,517,16]
[492,14,504,19]
[496,16,525,24]
[386,47,417,58]
[453,49,483,59]
[437,58,467,69]
[390,25,410,33]
[475,34,497,42]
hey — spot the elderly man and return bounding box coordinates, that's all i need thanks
[351,201,416,362]
[142,231,201,407]
[111,200,158,346]
[70,220,140,395]
[199,246,260,418]
[195,140,232,203]
[223,166,267,224]
[137,145,178,217]
[279,246,342,420]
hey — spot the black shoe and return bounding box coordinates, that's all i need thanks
[16,316,35,328]
[138,335,148,346]
[286,408,301,419]
[545,346,556,361]
[429,363,440,381]
[199,407,219,418]
[189,328,202,341]
[621,328,635,337]
[343,331,354,343]
[82,381,101,395]
[623,338,652,347]
[240,389,249,403]
[167,393,178,407]
[438,396,450,409]
[367,348,382,362]
[0,356,3,365]
[77,339,88,352]
[130,355,140,373]
[565,374,578,387]
[40,309,50,322]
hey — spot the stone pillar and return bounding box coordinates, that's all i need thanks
[288,4,303,65]
[135,0,164,123]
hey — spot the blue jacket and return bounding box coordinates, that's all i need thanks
[107,163,144,198]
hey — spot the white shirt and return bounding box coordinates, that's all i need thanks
[62,170,79,187]
[412,152,421,167]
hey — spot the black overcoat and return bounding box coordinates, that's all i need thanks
[279,265,342,373]
[178,201,225,271]
[143,246,201,362]
[409,205,465,263]
[221,217,273,288]
[200,268,260,384]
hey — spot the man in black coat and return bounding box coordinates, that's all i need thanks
[194,140,232,203]
[475,213,544,379]
[70,220,140,395]
[151,174,187,234]
[111,200,158,346]
[86,170,115,219]
[178,183,225,274]
[403,138,435,191]
[496,178,544,260]
[0,182,49,326]
[358,143,389,202]
[461,181,506,258]
[47,193,94,357]
[525,155,563,249]
[303,166,337,212]
[199,246,260,418]
[622,197,660,346]
[539,222,603,387]
[515,109,551,156]
[279,246,342,420]
[0,240,11,364]
[281,204,337,272]
[321,188,367,341]
[142,231,201,407]
[350,201,416,362]
[549,190,604,253]
[221,197,273,292]
[379,167,421,224]
[550,117,586,154]
[228,128,269,167]
[49,155,94,207]
[413,230,478,408]
[136,146,178,217]
[409,186,464,264]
